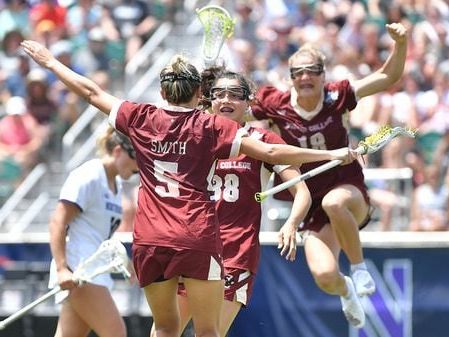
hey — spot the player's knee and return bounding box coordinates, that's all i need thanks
[321,197,343,215]
[313,269,339,293]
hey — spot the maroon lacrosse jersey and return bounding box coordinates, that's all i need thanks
[252,81,368,203]
[110,101,246,254]
[210,125,288,274]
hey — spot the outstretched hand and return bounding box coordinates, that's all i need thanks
[21,40,56,69]
[278,221,298,261]
[386,23,407,44]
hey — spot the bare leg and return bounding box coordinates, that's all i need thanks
[303,228,365,328]
[56,283,126,337]
[144,278,181,337]
[54,301,90,337]
[321,185,375,297]
[150,294,192,337]
[303,226,346,296]
[219,299,242,337]
[321,185,369,265]
[183,278,223,337]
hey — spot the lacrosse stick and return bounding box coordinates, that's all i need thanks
[255,126,417,202]
[0,238,130,330]
[196,5,235,66]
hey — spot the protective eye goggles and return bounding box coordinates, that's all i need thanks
[290,64,324,79]
[210,85,250,101]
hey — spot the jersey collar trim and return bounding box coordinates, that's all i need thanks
[160,104,195,112]
[290,87,324,121]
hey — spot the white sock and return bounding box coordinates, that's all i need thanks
[343,276,352,299]
[351,262,367,274]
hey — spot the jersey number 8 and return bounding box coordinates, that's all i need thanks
[208,174,239,202]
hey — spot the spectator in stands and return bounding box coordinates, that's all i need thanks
[26,68,57,125]
[29,0,67,40]
[4,50,30,97]
[250,22,408,328]
[0,29,25,77]
[409,164,449,231]
[73,27,111,75]
[106,0,159,62]
[22,39,357,337]
[151,67,313,337]
[65,0,104,49]
[0,0,30,41]
[232,0,262,48]
[47,126,137,337]
[0,96,47,175]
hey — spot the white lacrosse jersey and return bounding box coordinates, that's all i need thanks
[48,158,123,301]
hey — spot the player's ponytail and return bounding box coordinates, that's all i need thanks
[160,55,201,105]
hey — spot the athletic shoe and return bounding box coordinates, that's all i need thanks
[352,269,376,296]
[340,276,365,328]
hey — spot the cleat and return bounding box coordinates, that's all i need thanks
[352,269,376,296]
[340,276,365,328]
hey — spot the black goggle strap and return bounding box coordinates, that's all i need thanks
[113,132,136,159]
[121,142,136,160]
[210,85,250,100]
[290,64,324,78]
[160,72,201,84]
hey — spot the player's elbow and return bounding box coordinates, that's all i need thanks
[263,144,282,164]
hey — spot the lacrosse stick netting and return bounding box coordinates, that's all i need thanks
[196,5,235,65]
[255,126,417,202]
[0,238,130,330]
[73,238,131,282]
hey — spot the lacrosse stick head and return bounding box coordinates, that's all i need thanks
[196,5,235,65]
[73,238,130,284]
[357,125,417,155]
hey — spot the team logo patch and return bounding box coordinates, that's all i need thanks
[224,274,235,288]
[324,90,339,104]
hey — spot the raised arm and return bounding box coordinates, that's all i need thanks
[353,23,408,98]
[21,40,121,115]
[240,136,356,166]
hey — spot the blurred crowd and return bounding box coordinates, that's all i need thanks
[0,0,179,202]
[1,0,449,232]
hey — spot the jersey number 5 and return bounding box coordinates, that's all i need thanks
[154,160,180,197]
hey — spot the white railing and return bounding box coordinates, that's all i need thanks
[1,231,449,248]
[7,193,50,233]
[0,163,47,228]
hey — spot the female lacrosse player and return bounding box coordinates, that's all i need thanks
[150,68,313,337]
[250,22,408,327]
[47,126,138,337]
[22,39,356,337]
